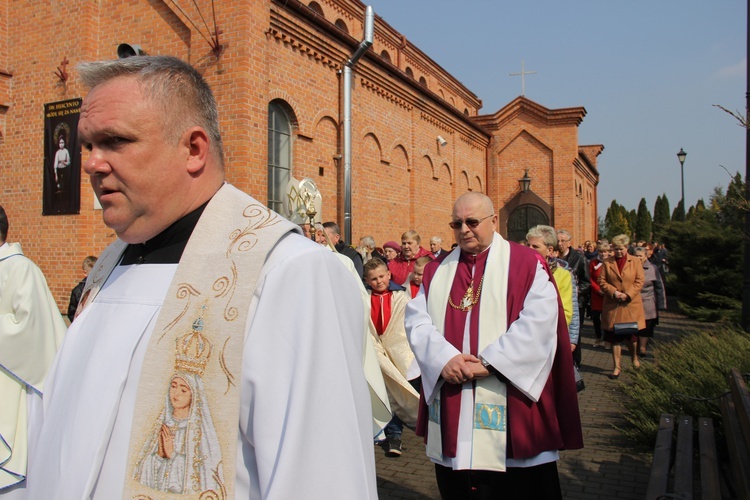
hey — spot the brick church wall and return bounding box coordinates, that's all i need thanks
[0,0,596,311]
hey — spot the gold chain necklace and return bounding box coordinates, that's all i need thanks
[449,274,485,311]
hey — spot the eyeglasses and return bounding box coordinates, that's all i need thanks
[448,214,494,230]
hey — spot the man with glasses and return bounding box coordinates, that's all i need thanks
[405,192,582,499]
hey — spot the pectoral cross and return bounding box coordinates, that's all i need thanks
[509,60,536,97]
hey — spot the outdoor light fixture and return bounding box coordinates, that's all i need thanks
[518,169,531,193]
[117,44,147,58]
[677,148,686,222]
[437,135,448,147]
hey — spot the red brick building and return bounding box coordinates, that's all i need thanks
[0,0,601,309]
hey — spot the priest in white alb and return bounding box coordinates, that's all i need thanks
[0,205,66,498]
[405,192,583,499]
[27,56,377,500]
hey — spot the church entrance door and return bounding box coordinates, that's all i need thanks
[507,204,549,242]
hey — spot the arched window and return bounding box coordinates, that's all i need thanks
[419,76,427,87]
[268,101,293,214]
[380,50,391,63]
[463,108,469,116]
[405,67,414,78]
[308,1,324,16]
[335,19,348,34]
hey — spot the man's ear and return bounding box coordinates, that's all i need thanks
[184,127,210,174]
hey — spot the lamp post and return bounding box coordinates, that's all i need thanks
[518,169,531,193]
[676,148,687,222]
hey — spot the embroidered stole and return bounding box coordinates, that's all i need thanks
[78,184,296,499]
[425,233,510,471]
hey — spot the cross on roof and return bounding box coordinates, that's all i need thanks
[509,60,536,97]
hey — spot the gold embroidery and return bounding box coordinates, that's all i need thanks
[174,316,213,377]
[219,337,236,395]
[227,204,280,257]
[161,283,202,342]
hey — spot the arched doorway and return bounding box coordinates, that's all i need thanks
[507,204,549,242]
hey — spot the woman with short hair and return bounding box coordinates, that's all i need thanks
[633,246,667,357]
[598,234,645,379]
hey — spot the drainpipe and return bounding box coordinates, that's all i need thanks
[342,5,374,245]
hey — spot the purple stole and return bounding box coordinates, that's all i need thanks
[417,242,583,460]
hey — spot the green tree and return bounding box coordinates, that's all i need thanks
[671,199,685,222]
[628,209,637,237]
[635,198,653,241]
[653,194,671,240]
[719,172,746,229]
[687,199,707,220]
[662,174,745,322]
[604,200,630,240]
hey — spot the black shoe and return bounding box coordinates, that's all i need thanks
[386,438,402,457]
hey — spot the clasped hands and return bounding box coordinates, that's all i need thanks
[157,423,175,459]
[613,291,629,302]
[441,353,491,385]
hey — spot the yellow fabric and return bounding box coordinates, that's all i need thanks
[552,267,573,326]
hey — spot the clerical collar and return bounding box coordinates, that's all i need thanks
[120,201,209,265]
[460,244,492,260]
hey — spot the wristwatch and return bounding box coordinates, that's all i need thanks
[480,356,491,368]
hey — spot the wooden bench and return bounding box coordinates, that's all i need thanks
[720,368,750,500]
[645,368,750,500]
[645,413,720,499]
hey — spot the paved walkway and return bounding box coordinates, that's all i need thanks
[374,307,702,499]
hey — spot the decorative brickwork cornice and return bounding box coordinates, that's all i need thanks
[268,26,342,71]
[360,78,412,110]
[420,111,453,134]
[323,0,356,23]
[475,96,586,130]
[459,133,485,152]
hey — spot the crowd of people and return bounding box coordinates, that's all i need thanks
[1,54,670,500]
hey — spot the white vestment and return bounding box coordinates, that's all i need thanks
[405,239,560,470]
[331,252,391,437]
[28,232,377,499]
[368,290,419,425]
[0,242,66,497]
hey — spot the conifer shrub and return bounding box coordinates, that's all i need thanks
[619,326,750,447]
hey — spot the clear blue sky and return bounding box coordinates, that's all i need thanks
[370,0,746,217]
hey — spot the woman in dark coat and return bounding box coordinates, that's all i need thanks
[633,246,666,357]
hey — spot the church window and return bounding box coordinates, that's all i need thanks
[308,2,324,16]
[419,76,427,87]
[335,19,348,34]
[381,50,391,62]
[405,67,414,78]
[268,101,293,214]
